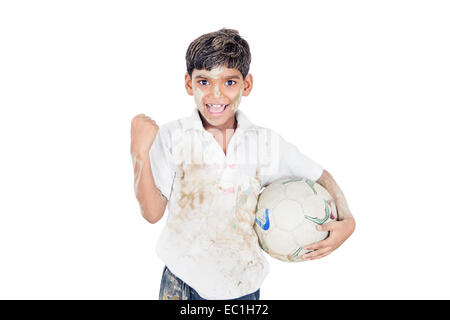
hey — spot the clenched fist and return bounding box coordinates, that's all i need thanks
[130,114,159,156]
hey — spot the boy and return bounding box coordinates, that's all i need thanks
[130,28,355,300]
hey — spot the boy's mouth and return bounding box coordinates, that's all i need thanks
[205,103,229,114]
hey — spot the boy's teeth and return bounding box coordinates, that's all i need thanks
[206,104,227,113]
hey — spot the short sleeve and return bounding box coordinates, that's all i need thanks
[259,131,323,187]
[149,126,175,200]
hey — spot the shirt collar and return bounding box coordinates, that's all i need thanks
[183,108,253,132]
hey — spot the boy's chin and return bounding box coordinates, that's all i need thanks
[198,107,235,127]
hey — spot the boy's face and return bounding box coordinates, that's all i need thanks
[185,65,253,129]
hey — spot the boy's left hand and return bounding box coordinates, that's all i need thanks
[301,217,355,260]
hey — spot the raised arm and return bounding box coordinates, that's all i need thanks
[130,114,168,224]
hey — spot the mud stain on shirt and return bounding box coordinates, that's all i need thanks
[177,163,216,211]
[160,152,268,298]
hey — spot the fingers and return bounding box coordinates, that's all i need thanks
[302,247,333,260]
[132,113,146,122]
[132,114,156,123]
[305,237,333,251]
[300,220,349,260]
[131,114,157,132]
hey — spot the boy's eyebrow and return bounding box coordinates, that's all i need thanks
[224,75,242,80]
[194,74,242,80]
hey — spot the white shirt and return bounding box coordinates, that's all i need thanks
[149,108,323,299]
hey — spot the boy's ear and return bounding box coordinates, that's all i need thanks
[185,73,193,96]
[242,73,253,97]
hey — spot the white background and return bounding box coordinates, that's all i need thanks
[1,0,449,299]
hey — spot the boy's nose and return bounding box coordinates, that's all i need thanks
[213,84,222,98]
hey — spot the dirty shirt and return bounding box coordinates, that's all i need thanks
[149,108,323,299]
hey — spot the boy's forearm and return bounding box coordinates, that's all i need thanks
[131,152,167,223]
[317,170,354,221]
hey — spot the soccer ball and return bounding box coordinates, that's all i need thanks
[253,178,337,262]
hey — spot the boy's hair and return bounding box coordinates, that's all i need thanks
[185,28,251,79]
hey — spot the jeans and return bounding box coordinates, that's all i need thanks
[159,266,260,300]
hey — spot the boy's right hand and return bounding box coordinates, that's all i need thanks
[130,114,159,156]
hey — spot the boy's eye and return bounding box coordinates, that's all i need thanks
[198,79,236,86]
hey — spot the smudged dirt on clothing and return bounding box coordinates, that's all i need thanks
[177,163,217,212]
[160,159,268,298]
